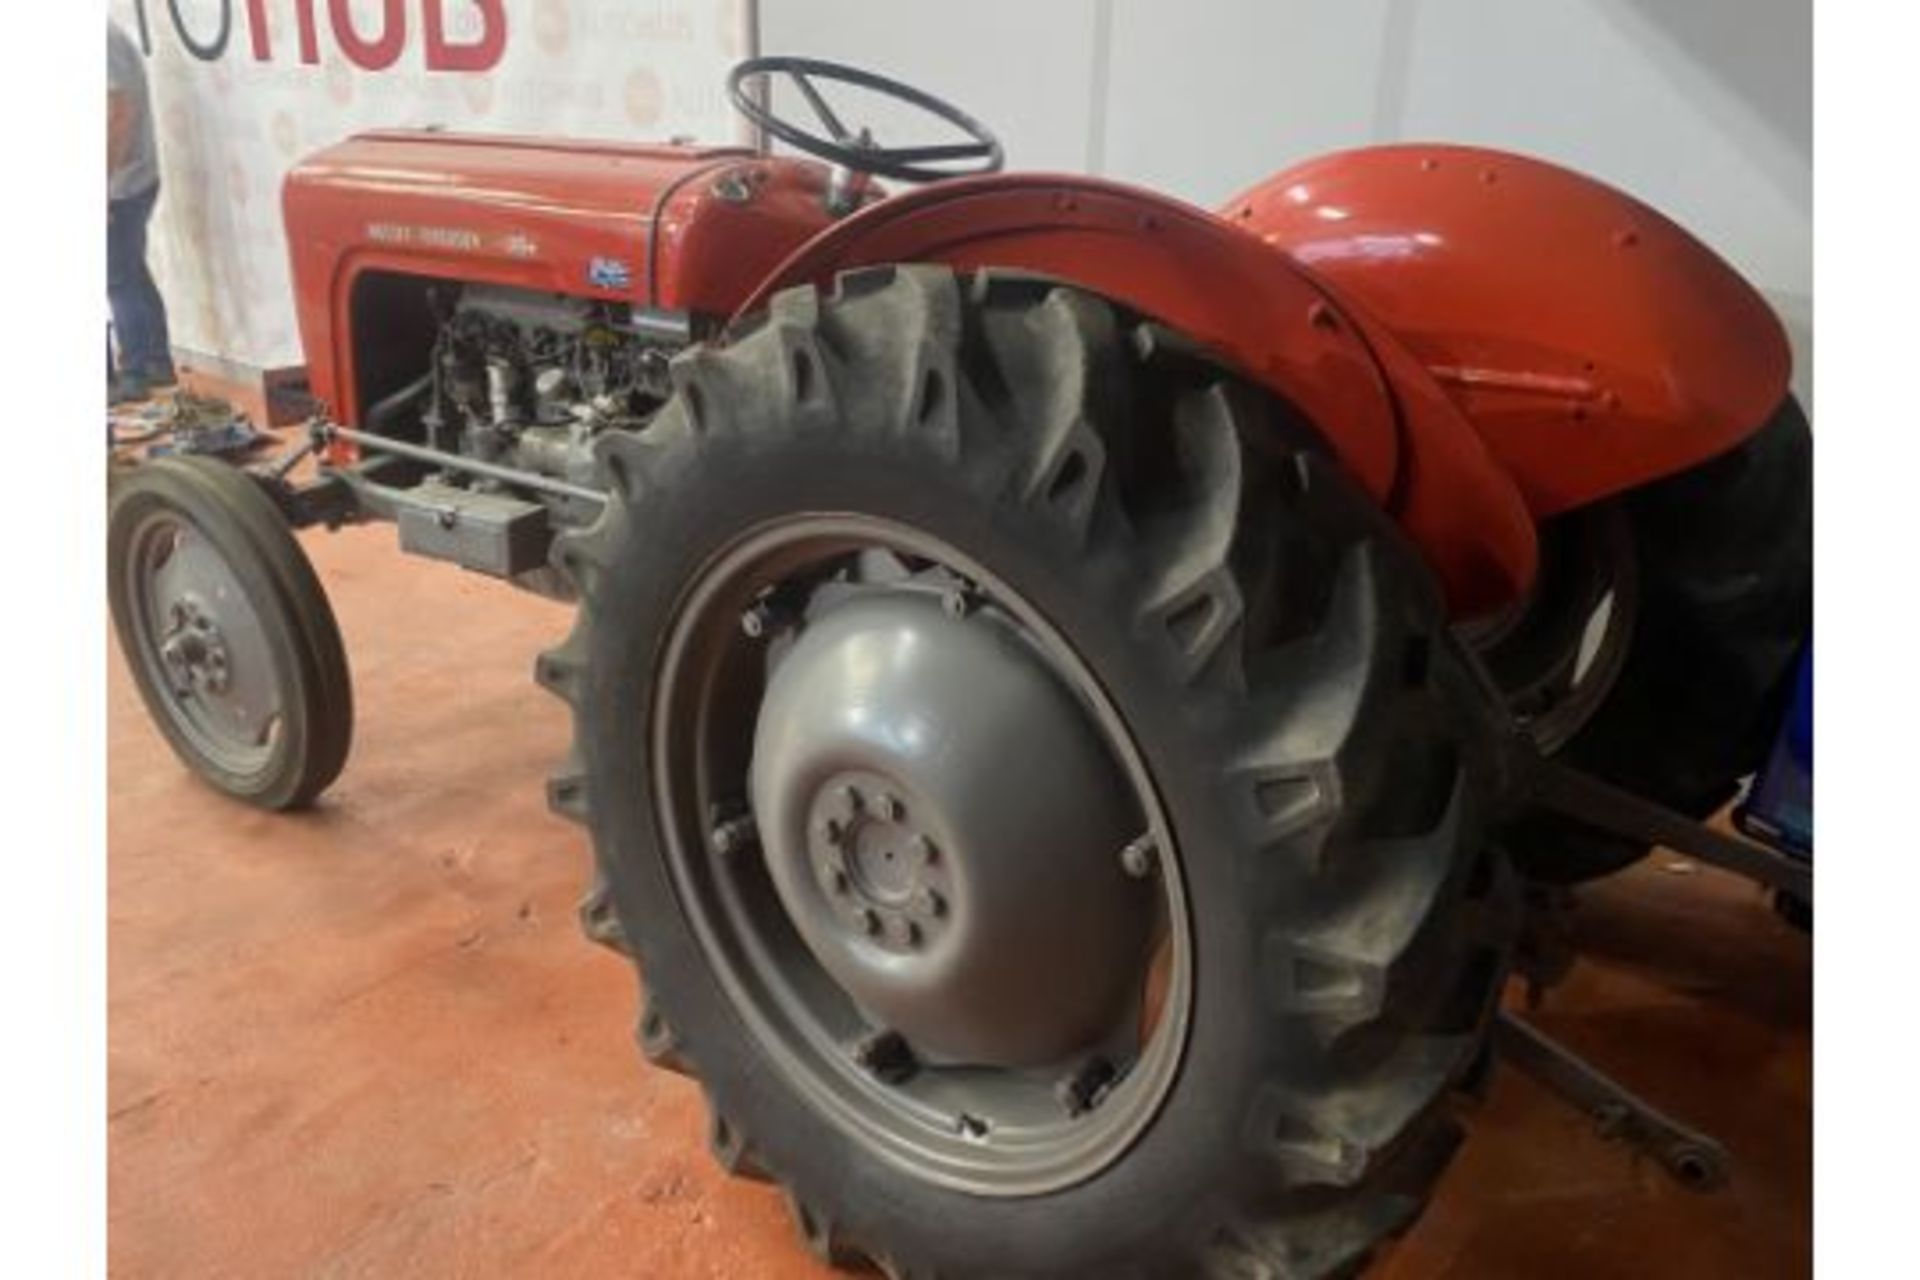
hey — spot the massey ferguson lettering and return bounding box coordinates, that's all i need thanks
[129,0,508,72]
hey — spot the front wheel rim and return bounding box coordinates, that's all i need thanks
[123,509,285,776]
[648,513,1194,1197]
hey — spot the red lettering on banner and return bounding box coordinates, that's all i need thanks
[424,1,507,73]
[146,0,511,70]
[245,0,270,59]
[296,0,321,64]
[329,0,406,71]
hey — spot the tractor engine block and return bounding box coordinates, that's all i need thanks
[424,285,682,493]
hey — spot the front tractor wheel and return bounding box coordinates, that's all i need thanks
[108,456,353,810]
[541,267,1517,1277]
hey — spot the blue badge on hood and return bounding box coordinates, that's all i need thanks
[588,257,632,290]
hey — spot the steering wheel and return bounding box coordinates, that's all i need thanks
[727,56,1004,184]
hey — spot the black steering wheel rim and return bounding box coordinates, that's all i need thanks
[728,56,1004,184]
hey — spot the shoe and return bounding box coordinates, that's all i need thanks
[109,372,151,406]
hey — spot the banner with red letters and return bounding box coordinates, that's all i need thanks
[107,0,752,374]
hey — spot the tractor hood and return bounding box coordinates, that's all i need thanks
[284,130,841,421]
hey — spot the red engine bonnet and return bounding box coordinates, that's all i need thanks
[282,130,841,422]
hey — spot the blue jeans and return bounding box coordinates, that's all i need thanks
[108,183,174,381]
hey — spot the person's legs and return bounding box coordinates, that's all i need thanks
[107,184,175,389]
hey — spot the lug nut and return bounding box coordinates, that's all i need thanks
[941,588,971,619]
[1119,834,1158,879]
[912,886,946,918]
[710,813,759,856]
[740,600,786,639]
[857,907,881,936]
[908,834,937,865]
[852,1030,917,1084]
[887,916,921,949]
[1055,1057,1119,1118]
[817,816,845,845]
[874,792,904,822]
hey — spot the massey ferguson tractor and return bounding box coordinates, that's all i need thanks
[109,58,1811,1278]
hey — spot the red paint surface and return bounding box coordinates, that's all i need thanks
[281,133,838,424]
[106,513,1811,1278]
[1227,145,1792,515]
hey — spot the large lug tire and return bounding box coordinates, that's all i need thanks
[1472,397,1812,882]
[109,456,353,810]
[540,266,1518,1278]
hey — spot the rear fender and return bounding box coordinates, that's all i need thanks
[1225,145,1792,516]
[736,174,1537,616]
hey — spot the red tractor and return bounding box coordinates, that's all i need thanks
[109,58,1810,1278]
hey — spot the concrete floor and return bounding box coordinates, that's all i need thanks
[109,520,1811,1279]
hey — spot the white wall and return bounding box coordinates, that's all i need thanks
[762,0,1812,400]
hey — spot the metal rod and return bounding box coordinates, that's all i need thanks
[1520,751,1812,904]
[324,425,606,505]
[1496,1011,1730,1193]
[261,435,316,483]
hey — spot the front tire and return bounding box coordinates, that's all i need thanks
[541,267,1516,1277]
[108,456,353,810]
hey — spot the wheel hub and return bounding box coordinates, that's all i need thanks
[750,591,1151,1068]
[160,596,232,695]
[806,772,949,954]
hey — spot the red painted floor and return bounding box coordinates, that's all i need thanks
[108,521,1811,1278]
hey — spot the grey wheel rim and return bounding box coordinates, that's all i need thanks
[650,513,1194,1197]
[1461,509,1639,755]
[123,510,285,776]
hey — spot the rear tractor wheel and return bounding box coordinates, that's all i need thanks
[541,266,1517,1277]
[1465,396,1812,882]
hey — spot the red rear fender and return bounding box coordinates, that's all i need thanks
[1225,144,1792,516]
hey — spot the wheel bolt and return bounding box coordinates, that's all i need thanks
[887,916,921,949]
[912,887,946,918]
[1055,1057,1119,1118]
[1119,834,1158,879]
[874,792,904,822]
[908,834,937,865]
[740,602,775,638]
[852,1030,917,1084]
[857,907,881,936]
[941,588,971,619]
[817,816,845,845]
[710,813,759,856]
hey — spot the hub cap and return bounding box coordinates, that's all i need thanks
[651,515,1195,1196]
[752,593,1151,1067]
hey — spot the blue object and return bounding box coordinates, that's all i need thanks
[588,256,632,290]
[107,182,176,384]
[1736,642,1812,857]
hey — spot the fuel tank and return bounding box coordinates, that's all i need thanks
[283,130,840,420]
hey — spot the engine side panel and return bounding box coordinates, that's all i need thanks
[736,174,1538,616]
[283,131,838,421]
[1226,144,1792,516]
